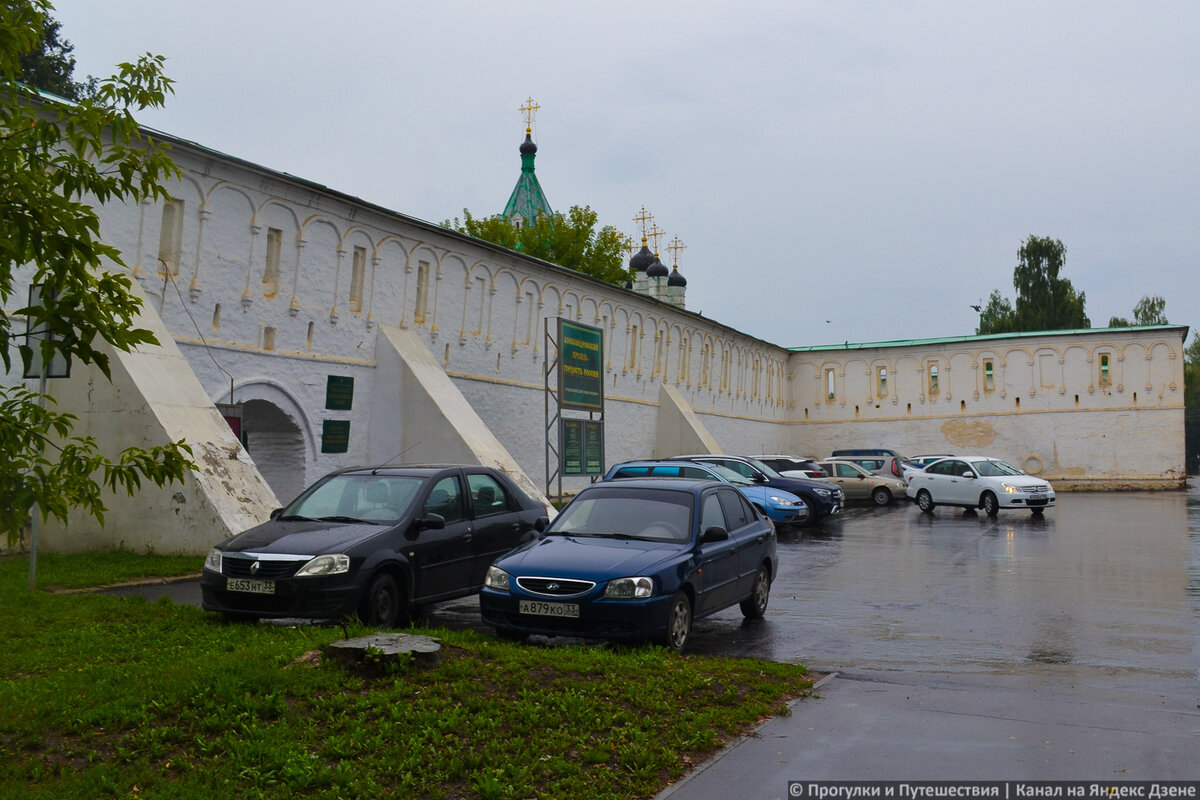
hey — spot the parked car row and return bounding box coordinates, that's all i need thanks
[199,448,1052,652]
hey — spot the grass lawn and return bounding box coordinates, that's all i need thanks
[0,552,813,800]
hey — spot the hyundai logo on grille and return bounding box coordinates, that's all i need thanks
[547,582,560,591]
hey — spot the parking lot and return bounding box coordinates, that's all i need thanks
[117,482,1200,780]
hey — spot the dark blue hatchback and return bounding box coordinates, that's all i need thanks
[479,478,778,651]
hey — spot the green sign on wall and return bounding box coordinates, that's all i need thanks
[321,420,351,454]
[561,418,605,476]
[325,375,355,410]
[558,319,603,412]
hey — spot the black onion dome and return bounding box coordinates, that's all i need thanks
[629,245,655,272]
[646,257,669,278]
[668,266,687,287]
[519,132,537,155]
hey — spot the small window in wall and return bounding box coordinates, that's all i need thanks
[157,198,184,276]
[628,325,639,371]
[263,227,282,298]
[825,368,836,401]
[306,321,314,348]
[984,360,994,391]
[1099,353,1111,385]
[928,364,939,394]
[349,246,366,313]
[413,260,430,324]
[212,303,221,331]
[263,326,276,351]
[877,366,887,397]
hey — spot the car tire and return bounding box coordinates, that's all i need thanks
[661,591,692,652]
[359,573,402,628]
[740,565,771,619]
[871,486,892,506]
[800,495,822,526]
[916,489,935,513]
[981,492,999,516]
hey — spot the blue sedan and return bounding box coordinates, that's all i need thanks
[602,460,809,527]
[480,478,778,651]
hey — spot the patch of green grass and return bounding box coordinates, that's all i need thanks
[21,550,201,591]
[0,553,813,800]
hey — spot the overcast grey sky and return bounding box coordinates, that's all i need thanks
[51,1,1200,347]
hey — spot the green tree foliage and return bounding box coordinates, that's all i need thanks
[1185,334,1200,473]
[445,205,631,285]
[1109,295,1168,327]
[977,236,1090,334]
[15,8,94,100]
[1,0,194,546]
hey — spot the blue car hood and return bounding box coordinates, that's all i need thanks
[496,534,684,579]
[219,519,387,556]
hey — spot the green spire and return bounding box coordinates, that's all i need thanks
[503,98,552,228]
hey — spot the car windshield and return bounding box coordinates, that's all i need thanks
[709,464,752,485]
[282,474,426,524]
[546,488,693,542]
[970,459,1023,477]
[742,457,783,479]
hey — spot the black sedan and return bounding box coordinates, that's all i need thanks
[201,465,549,625]
[479,478,778,652]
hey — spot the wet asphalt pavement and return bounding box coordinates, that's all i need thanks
[115,485,1200,788]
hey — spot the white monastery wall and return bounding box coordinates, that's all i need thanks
[4,127,1188,555]
[86,139,792,503]
[788,329,1187,488]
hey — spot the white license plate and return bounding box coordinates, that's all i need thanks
[519,600,579,618]
[227,577,275,595]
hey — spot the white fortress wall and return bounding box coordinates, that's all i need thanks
[91,138,797,502]
[787,328,1187,487]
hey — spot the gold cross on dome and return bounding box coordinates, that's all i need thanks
[668,236,686,266]
[649,223,665,256]
[520,97,540,132]
[633,206,653,244]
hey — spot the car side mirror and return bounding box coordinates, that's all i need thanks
[409,513,446,539]
[962,472,975,479]
[701,526,729,543]
[269,508,283,521]
[534,516,549,533]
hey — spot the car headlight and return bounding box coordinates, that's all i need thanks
[1002,483,1018,494]
[295,554,350,577]
[769,495,799,506]
[604,576,654,599]
[813,488,832,497]
[204,548,222,573]
[484,565,510,591]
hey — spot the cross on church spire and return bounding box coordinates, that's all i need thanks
[668,236,686,266]
[520,97,540,133]
[633,206,654,246]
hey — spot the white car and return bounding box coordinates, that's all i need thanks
[905,456,1055,516]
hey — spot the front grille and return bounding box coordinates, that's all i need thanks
[515,577,596,597]
[1027,497,1049,507]
[222,555,305,579]
[1026,486,1049,494]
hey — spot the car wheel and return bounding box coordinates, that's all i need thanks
[916,489,935,513]
[800,495,822,526]
[981,491,999,516]
[740,565,771,619]
[661,592,692,652]
[359,573,402,627]
[871,486,892,506]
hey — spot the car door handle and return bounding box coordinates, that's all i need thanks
[461,533,473,542]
